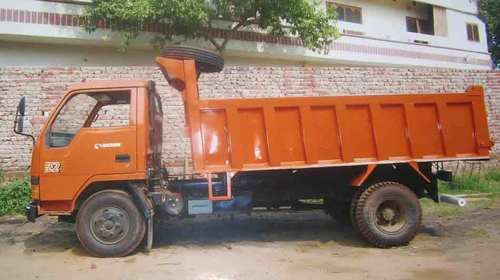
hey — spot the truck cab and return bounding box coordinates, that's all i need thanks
[27,81,163,216]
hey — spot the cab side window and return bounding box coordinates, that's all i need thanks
[48,91,131,148]
[91,102,130,128]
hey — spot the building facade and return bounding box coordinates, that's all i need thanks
[0,0,498,173]
[0,0,493,69]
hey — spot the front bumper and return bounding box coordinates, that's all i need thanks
[25,202,39,223]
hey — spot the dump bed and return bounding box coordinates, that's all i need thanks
[156,58,493,174]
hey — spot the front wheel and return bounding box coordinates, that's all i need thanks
[353,181,421,248]
[76,190,146,257]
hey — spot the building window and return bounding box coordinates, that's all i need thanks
[433,6,448,37]
[327,2,362,24]
[406,17,434,35]
[466,23,480,42]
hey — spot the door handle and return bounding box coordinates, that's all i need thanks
[115,154,131,162]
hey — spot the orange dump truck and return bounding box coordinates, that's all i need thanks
[14,47,493,257]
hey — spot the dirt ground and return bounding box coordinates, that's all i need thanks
[1,202,500,280]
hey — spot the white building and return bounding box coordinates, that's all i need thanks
[0,0,493,69]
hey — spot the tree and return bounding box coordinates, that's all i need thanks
[479,0,500,67]
[82,0,338,54]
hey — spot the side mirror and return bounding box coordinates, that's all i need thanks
[14,97,26,133]
[13,97,35,144]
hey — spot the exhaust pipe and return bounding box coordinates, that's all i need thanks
[439,194,467,207]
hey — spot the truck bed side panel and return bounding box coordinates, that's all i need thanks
[189,88,491,173]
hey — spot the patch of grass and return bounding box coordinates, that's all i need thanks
[0,172,31,216]
[423,169,500,218]
[485,169,500,182]
[421,197,496,218]
[439,168,500,195]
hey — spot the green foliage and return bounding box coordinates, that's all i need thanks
[0,176,31,216]
[423,169,500,218]
[485,168,500,182]
[82,0,338,53]
[439,169,500,195]
[479,0,500,66]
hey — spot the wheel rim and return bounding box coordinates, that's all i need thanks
[90,206,130,245]
[374,200,407,234]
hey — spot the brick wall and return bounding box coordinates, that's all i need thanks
[0,66,498,174]
[486,71,500,158]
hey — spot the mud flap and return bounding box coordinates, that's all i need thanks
[146,214,153,252]
[410,162,439,202]
[25,202,39,223]
[128,186,154,252]
[426,175,439,203]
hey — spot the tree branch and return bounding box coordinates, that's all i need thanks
[207,36,224,53]
[214,18,256,54]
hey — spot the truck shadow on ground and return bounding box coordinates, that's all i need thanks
[153,210,368,249]
[20,210,373,255]
[18,209,455,256]
[17,207,499,256]
[22,221,83,255]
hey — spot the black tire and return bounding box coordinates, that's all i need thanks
[350,187,365,234]
[161,46,224,73]
[76,190,146,257]
[353,181,421,248]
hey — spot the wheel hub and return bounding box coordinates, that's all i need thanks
[382,208,396,221]
[90,206,130,245]
[375,200,406,233]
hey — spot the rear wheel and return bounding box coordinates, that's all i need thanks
[350,187,365,234]
[76,190,146,257]
[353,181,421,248]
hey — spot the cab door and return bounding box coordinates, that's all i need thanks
[38,89,138,208]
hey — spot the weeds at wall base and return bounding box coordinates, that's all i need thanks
[0,173,31,216]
